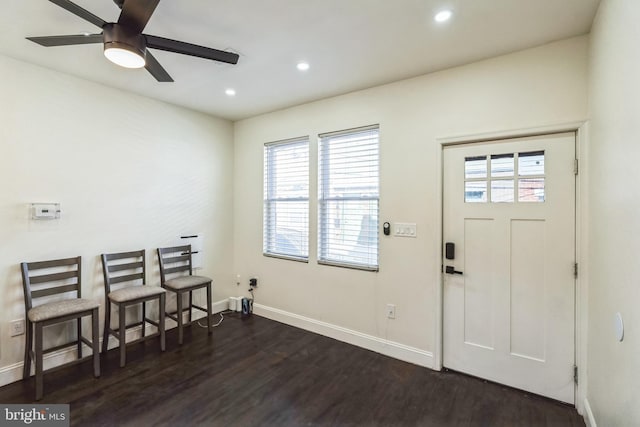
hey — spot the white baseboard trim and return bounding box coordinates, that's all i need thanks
[253,303,434,369]
[0,299,229,388]
[212,299,230,314]
[583,398,597,427]
[0,343,97,388]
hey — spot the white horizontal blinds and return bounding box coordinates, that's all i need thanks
[263,138,309,259]
[319,125,379,270]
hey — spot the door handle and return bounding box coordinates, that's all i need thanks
[445,266,463,275]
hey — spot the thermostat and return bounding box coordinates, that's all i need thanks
[31,203,61,220]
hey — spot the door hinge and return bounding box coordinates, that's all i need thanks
[574,365,578,385]
[574,159,579,175]
[574,263,578,279]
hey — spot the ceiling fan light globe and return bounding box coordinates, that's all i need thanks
[104,46,145,68]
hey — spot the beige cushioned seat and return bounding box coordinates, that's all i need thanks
[164,275,210,290]
[108,285,166,303]
[28,298,99,322]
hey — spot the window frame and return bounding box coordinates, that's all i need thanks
[318,125,380,272]
[263,137,310,262]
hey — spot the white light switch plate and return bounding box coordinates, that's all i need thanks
[394,222,417,238]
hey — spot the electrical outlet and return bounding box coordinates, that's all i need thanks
[11,319,25,336]
[386,304,396,319]
[249,277,258,287]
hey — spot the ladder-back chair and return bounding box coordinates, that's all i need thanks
[157,245,212,344]
[101,250,166,367]
[20,256,100,400]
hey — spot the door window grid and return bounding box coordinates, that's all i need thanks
[464,151,545,203]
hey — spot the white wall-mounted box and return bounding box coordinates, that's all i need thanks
[30,203,60,220]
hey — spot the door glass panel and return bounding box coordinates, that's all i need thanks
[465,156,487,179]
[491,154,514,178]
[491,180,514,203]
[465,151,546,204]
[519,178,545,202]
[465,181,487,203]
[519,151,545,176]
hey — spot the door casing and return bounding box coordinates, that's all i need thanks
[433,121,588,413]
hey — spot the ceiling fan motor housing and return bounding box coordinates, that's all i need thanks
[103,23,146,59]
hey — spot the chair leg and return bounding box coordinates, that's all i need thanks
[23,320,32,379]
[92,308,100,378]
[76,317,83,358]
[159,293,166,352]
[188,291,193,323]
[119,304,126,367]
[141,300,147,338]
[35,323,43,401]
[177,292,184,345]
[102,299,111,354]
[206,283,212,335]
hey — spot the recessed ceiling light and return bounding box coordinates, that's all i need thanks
[225,88,236,96]
[297,62,310,71]
[434,10,452,23]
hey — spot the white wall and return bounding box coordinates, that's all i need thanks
[0,54,235,381]
[233,37,588,364]
[587,1,640,425]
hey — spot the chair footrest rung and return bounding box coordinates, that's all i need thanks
[165,306,192,318]
[107,332,161,348]
[145,318,160,327]
[110,320,145,336]
[126,332,160,346]
[42,339,85,355]
[191,304,208,313]
[109,318,161,340]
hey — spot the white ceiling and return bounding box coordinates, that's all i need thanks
[0,0,600,121]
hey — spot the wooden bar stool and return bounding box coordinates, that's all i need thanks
[101,250,166,367]
[157,245,212,344]
[21,256,100,400]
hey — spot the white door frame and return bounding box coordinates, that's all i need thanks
[433,121,588,414]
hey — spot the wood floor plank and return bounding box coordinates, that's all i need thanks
[0,314,584,426]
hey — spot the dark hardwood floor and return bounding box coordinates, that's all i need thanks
[0,314,584,426]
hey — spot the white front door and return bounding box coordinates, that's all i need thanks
[442,132,576,404]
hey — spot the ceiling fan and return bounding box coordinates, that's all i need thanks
[26,0,239,82]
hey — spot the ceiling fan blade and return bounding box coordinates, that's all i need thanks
[145,35,239,65]
[118,0,160,34]
[26,34,103,47]
[145,51,173,82]
[49,0,106,28]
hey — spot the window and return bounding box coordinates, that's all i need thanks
[518,151,545,202]
[263,138,309,260]
[464,151,545,203]
[319,125,379,271]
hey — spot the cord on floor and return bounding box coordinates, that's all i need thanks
[197,310,234,328]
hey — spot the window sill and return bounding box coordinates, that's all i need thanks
[263,253,309,263]
[317,259,379,272]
